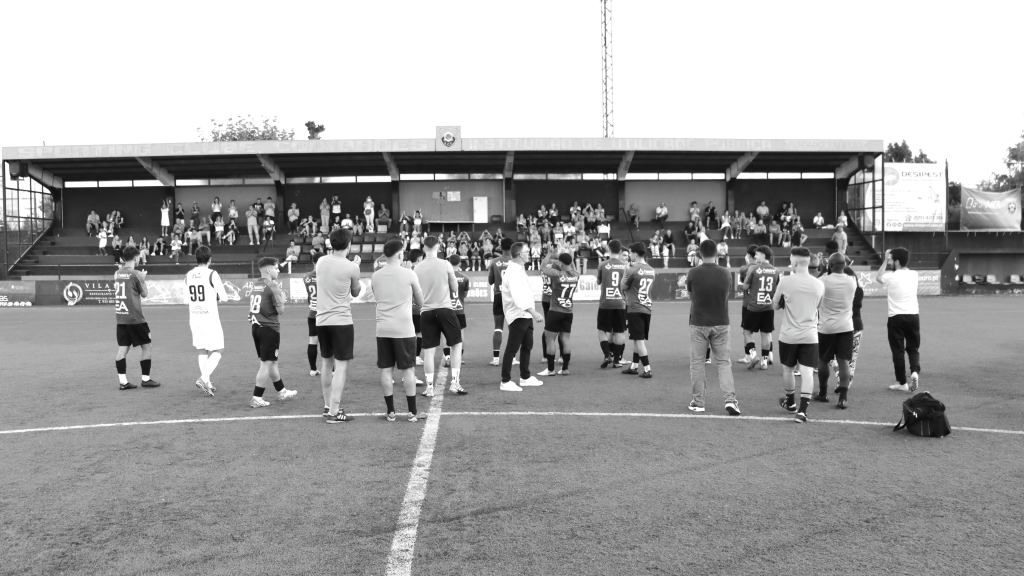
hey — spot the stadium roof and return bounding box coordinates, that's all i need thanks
[3,137,883,187]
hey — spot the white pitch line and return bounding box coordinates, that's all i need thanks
[0,409,1021,437]
[385,366,447,576]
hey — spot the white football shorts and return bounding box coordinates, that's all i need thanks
[190,321,225,351]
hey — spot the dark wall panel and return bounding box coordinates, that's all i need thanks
[731,179,836,225]
[62,186,172,232]
[513,181,618,220]
[282,183,393,225]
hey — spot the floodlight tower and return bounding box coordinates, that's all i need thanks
[601,0,614,138]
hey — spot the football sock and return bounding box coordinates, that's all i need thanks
[799,393,810,414]
[384,395,395,413]
[140,360,151,381]
[115,359,128,384]
[547,354,556,372]
[613,343,624,362]
[253,386,265,398]
[492,329,502,352]
[640,355,650,372]
[416,338,422,356]
[425,372,434,387]
[273,379,284,392]
[600,340,611,358]
[761,348,769,360]
[205,352,221,381]
[770,341,774,352]
[451,368,460,384]
[493,349,500,359]
[561,354,571,370]
[407,395,417,414]
[443,347,450,358]
[817,369,829,391]
[541,333,548,357]
[837,386,848,400]
[197,354,208,378]
[744,342,755,356]
[631,352,639,369]
[786,392,795,407]
[307,345,318,370]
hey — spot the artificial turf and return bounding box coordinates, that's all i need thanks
[1,297,1022,575]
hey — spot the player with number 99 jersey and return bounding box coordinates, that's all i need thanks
[186,264,228,350]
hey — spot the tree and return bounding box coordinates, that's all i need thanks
[883,140,935,164]
[948,180,962,205]
[197,115,295,142]
[979,129,1024,191]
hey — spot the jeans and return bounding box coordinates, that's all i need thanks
[887,314,921,384]
[689,325,737,407]
[502,318,534,382]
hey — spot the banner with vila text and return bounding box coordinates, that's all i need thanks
[960,187,1022,231]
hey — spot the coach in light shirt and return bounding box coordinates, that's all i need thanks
[498,242,545,392]
[876,247,921,393]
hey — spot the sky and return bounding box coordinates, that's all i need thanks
[3,0,1022,185]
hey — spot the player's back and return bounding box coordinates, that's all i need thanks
[597,258,628,309]
[249,278,281,330]
[185,266,220,322]
[316,254,361,326]
[624,263,655,314]
[488,255,512,289]
[549,268,580,314]
[303,270,317,318]
[114,267,145,324]
[747,264,780,311]
[453,271,469,314]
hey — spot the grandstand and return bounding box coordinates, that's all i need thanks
[2,136,884,279]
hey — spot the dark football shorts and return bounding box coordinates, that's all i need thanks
[818,331,854,362]
[412,312,422,334]
[421,308,463,349]
[741,307,750,328]
[307,316,317,337]
[741,309,775,333]
[377,337,418,370]
[317,324,354,361]
[542,300,550,314]
[252,325,281,362]
[626,312,651,341]
[596,308,627,333]
[116,323,152,347]
[545,310,574,333]
[778,341,819,369]
[457,313,467,329]
[492,292,504,318]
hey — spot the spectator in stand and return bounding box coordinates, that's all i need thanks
[211,197,223,224]
[833,225,848,255]
[529,241,542,269]
[214,217,225,244]
[705,202,718,230]
[97,223,109,255]
[330,215,341,232]
[138,237,150,266]
[87,211,101,236]
[310,231,325,257]
[753,218,768,244]
[537,204,549,223]
[287,203,300,234]
[517,213,527,233]
[595,203,607,222]
[187,227,201,256]
[589,236,606,259]
[470,241,483,271]
[409,231,422,252]
[264,198,276,221]
[224,220,238,245]
[191,202,201,228]
[549,203,559,223]
[111,234,124,264]
[160,200,170,237]
[152,236,166,257]
[170,234,183,263]
[747,213,758,237]
[768,219,782,246]
[780,227,792,247]
[457,230,472,245]
[299,216,316,239]
[330,196,342,221]
[689,201,700,223]
[479,228,493,244]
[732,210,746,238]
[570,201,582,219]
[172,217,186,239]
[398,211,411,234]
[717,239,730,267]
[319,198,331,232]
[246,205,259,245]
[198,216,212,245]
[363,196,375,225]
[352,214,364,236]
[649,231,663,260]
[686,238,700,266]
[228,200,239,224]
[174,202,186,223]
[685,220,700,245]
[538,219,551,243]
[755,201,770,223]
[263,215,276,247]
[813,212,825,228]
[458,242,470,270]
[528,226,541,246]
[720,211,733,239]
[481,235,493,259]
[283,240,301,273]
[628,204,640,231]
[553,221,564,245]
[654,202,669,224]
[838,210,849,227]
[376,206,392,232]
[661,228,676,258]
[413,210,424,234]
[791,218,807,247]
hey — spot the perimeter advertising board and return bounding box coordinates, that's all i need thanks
[883,163,946,231]
[960,187,1022,231]
[0,281,35,306]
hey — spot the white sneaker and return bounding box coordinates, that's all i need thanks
[421,385,434,397]
[250,397,270,408]
[512,357,520,366]
[909,372,919,392]
[415,357,424,366]
[309,369,321,376]
[277,389,297,401]
[489,358,500,366]
[519,376,544,387]
[499,381,523,392]
[794,370,801,377]
[415,376,424,385]
[888,382,910,392]
[536,368,555,376]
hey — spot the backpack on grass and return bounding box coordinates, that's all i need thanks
[893,392,951,438]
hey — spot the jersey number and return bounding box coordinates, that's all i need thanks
[249,295,262,315]
[114,281,127,299]
[189,285,206,302]
[757,276,775,304]
[558,284,577,309]
[637,278,653,306]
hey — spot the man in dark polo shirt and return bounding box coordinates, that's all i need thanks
[685,239,740,415]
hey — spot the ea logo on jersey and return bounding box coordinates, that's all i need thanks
[756,292,772,305]
[114,301,130,314]
[63,283,83,306]
[605,287,622,299]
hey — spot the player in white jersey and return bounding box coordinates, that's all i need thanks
[186,246,228,396]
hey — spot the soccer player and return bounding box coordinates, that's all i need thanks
[772,247,824,423]
[620,242,655,378]
[185,246,228,396]
[443,254,469,368]
[488,237,515,366]
[737,244,759,363]
[830,267,864,393]
[499,242,545,391]
[248,257,298,408]
[316,229,362,423]
[814,253,857,409]
[113,246,160,390]
[876,247,921,392]
[416,236,466,397]
[407,249,426,370]
[539,248,562,363]
[596,239,629,368]
[372,239,425,421]
[303,252,322,376]
[538,252,578,376]
[742,246,780,370]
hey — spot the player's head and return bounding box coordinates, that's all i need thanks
[122,246,140,266]
[447,254,461,267]
[828,252,847,274]
[890,247,910,269]
[329,228,351,252]
[607,239,622,255]
[755,245,772,262]
[790,246,811,270]
[195,245,212,265]
[510,242,527,262]
[383,239,405,261]
[558,252,573,266]
[629,242,646,260]
[824,240,839,255]
[312,251,324,265]
[258,256,280,278]
[408,248,424,265]
[699,239,717,259]
[423,235,440,254]
[500,237,514,253]
[746,244,758,260]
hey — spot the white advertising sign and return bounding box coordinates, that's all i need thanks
[883,163,946,231]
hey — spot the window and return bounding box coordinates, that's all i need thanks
[3,162,54,274]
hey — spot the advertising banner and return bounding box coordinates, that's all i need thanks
[0,281,36,307]
[883,163,947,231]
[960,187,1021,231]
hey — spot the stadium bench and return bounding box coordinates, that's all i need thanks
[1010,274,1023,285]
[986,274,999,285]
